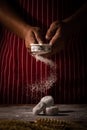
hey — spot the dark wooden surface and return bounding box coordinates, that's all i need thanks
[0,104,87,122]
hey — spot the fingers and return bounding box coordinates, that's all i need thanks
[49,26,62,46]
[34,27,45,44]
[25,22,63,54]
[25,27,45,50]
[25,31,37,49]
[46,21,61,40]
[29,31,37,44]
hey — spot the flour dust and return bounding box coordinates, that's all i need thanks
[26,55,57,100]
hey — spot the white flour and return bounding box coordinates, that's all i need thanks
[34,55,55,67]
[26,54,57,100]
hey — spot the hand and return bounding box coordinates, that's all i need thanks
[25,26,45,50]
[44,20,80,57]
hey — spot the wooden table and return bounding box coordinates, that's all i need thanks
[0,104,87,122]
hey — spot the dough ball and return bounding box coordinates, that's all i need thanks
[40,96,54,107]
[46,106,59,116]
[33,102,46,115]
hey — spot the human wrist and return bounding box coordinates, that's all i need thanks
[21,23,32,39]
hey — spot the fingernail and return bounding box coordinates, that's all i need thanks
[46,35,49,39]
[49,42,52,45]
[38,42,43,45]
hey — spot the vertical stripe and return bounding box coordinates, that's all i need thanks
[31,0,34,103]
[56,0,59,102]
[26,50,28,104]
[17,37,20,104]
[36,0,38,103]
[71,35,75,103]
[67,38,72,102]
[31,57,33,103]
[80,38,85,99]
[52,0,57,100]
[21,41,24,103]
[12,34,16,104]
[0,30,4,50]
[40,0,43,98]
[82,38,86,99]
[63,50,66,102]
[26,0,30,104]
[70,36,73,103]
[3,32,11,103]
[45,0,49,95]
[80,34,85,102]
[0,31,6,93]
[7,32,12,104]
[26,50,29,104]
[35,59,38,103]
[21,0,26,104]
[68,36,72,103]
[59,53,62,103]
[4,33,11,102]
[72,34,76,103]
[76,32,80,102]
[1,31,9,104]
[0,30,8,88]
[62,0,65,102]
[54,55,57,100]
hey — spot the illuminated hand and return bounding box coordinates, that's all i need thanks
[46,21,69,55]
[45,20,80,56]
[25,26,45,50]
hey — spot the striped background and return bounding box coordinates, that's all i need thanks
[0,0,87,104]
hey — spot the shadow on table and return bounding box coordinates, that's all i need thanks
[39,110,75,116]
[58,110,74,116]
[59,110,75,113]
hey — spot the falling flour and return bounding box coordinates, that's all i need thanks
[34,55,55,67]
[26,54,57,100]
